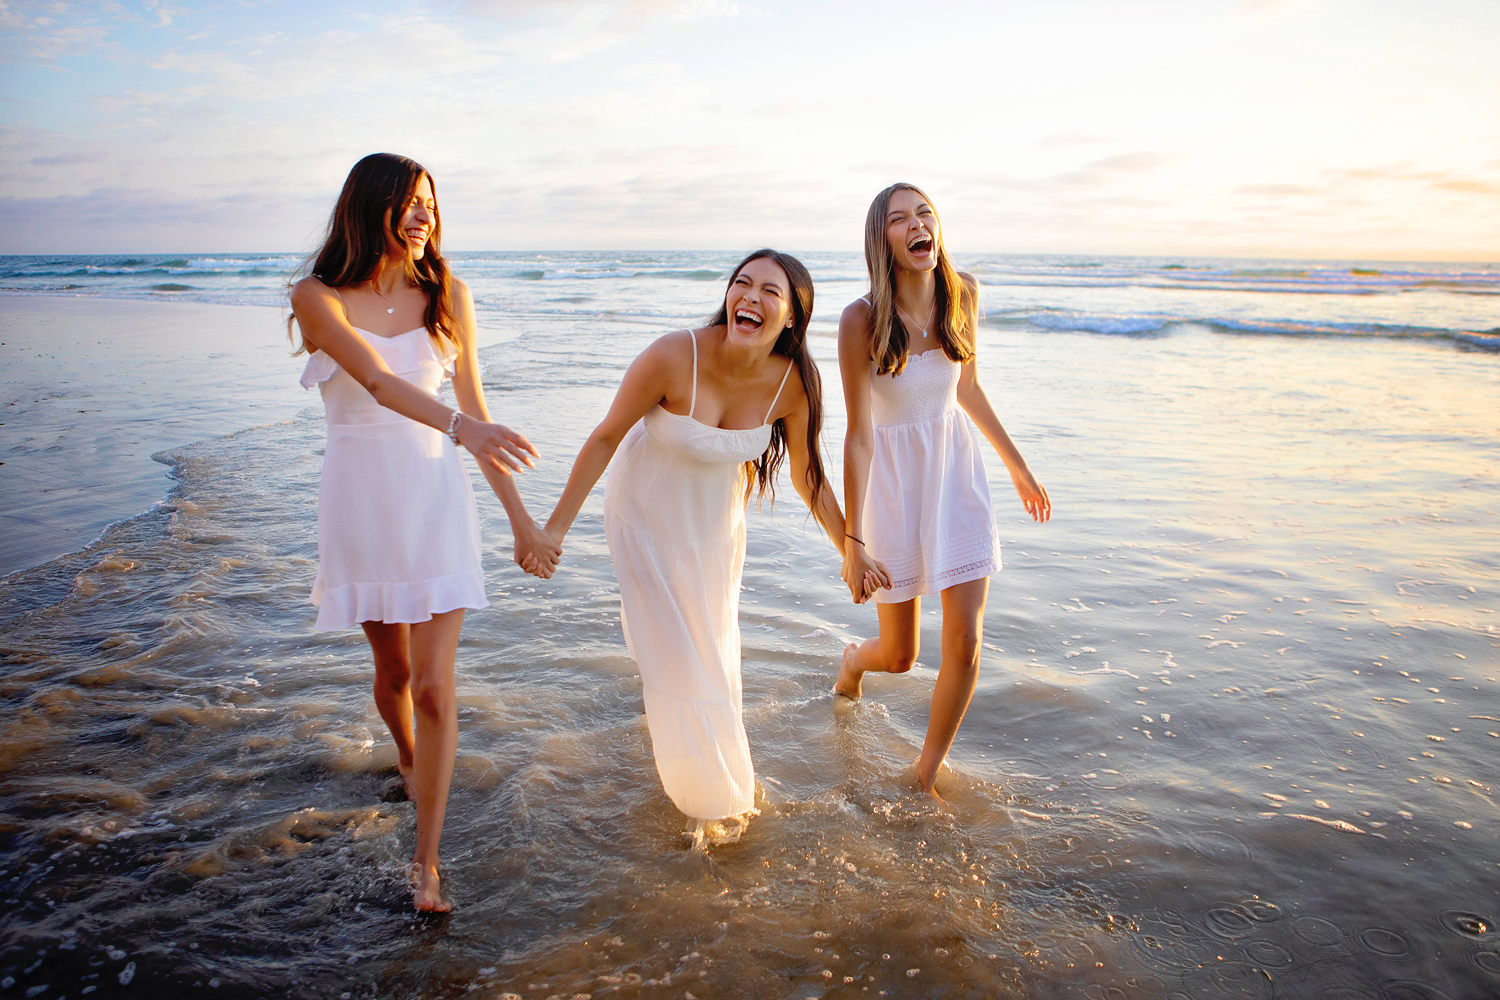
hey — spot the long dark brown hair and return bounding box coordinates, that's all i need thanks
[706,249,827,507]
[289,152,458,354]
[864,182,976,375]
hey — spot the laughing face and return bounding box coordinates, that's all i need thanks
[885,187,939,273]
[389,173,436,260]
[724,256,795,347]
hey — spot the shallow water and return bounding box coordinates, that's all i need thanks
[2,276,1499,998]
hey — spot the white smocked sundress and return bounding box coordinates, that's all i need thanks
[300,327,487,631]
[863,344,1001,604]
[603,330,793,820]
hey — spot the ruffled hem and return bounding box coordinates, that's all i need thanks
[299,330,458,389]
[310,567,488,631]
[641,687,756,820]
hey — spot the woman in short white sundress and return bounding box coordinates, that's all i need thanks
[836,183,1051,802]
[289,153,560,911]
[531,250,880,827]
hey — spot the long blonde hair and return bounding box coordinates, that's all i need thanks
[863,182,976,375]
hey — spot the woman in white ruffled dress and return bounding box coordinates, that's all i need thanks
[290,153,559,910]
[532,250,880,829]
[835,183,1051,801]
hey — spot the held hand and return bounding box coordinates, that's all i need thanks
[841,545,892,604]
[514,523,563,579]
[1012,469,1051,523]
[456,415,539,476]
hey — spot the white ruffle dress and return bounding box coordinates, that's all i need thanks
[300,327,488,632]
[603,330,793,820]
[863,347,1001,604]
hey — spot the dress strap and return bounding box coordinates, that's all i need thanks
[858,294,871,305]
[686,328,698,419]
[331,284,350,322]
[763,358,795,425]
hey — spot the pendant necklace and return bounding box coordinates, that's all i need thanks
[370,280,397,315]
[895,300,935,339]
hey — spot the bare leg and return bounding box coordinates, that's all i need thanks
[914,577,989,797]
[834,598,920,699]
[363,610,464,912]
[406,609,464,911]
[363,622,415,790]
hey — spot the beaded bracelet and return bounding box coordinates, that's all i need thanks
[447,410,463,445]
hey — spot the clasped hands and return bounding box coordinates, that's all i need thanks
[841,544,892,605]
[515,521,562,580]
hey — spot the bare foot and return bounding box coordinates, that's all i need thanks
[833,641,864,700]
[411,862,451,913]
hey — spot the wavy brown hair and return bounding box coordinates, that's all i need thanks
[706,249,826,507]
[863,182,976,375]
[289,152,458,355]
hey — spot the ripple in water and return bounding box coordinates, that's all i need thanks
[1378,981,1457,1000]
[1204,903,1258,941]
[1291,915,1351,952]
[1436,909,1492,938]
[1355,924,1422,962]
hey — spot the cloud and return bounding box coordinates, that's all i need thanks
[29,151,108,165]
[1432,180,1500,196]
[1036,133,1113,147]
[1087,152,1182,174]
[1235,183,1320,196]
[0,186,329,254]
[0,0,125,62]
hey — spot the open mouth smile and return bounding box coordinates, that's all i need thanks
[907,233,933,255]
[735,309,764,331]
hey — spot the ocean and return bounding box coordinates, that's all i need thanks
[1,251,1498,999]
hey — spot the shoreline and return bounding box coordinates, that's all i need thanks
[0,296,308,577]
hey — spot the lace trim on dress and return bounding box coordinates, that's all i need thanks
[877,525,1000,600]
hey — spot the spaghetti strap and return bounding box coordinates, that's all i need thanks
[331,284,351,323]
[858,294,871,306]
[763,359,794,425]
[686,329,698,419]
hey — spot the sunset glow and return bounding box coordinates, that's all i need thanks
[3,0,1497,258]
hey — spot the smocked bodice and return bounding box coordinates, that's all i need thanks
[299,328,457,425]
[869,349,961,427]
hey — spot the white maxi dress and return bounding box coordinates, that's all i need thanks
[604,330,793,820]
[862,346,1001,604]
[300,326,488,631]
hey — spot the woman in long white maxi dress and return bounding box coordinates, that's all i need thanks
[835,183,1051,801]
[289,153,559,910]
[532,249,884,824]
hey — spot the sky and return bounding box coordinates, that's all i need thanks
[1,0,1497,259]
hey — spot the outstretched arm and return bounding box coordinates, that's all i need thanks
[537,332,686,572]
[290,277,537,477]
[837,300,895,603]
[447,281,562,576]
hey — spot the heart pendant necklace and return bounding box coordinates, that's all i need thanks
[370,281,397,315]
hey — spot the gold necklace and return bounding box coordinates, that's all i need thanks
[895,299,935,339]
